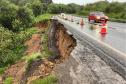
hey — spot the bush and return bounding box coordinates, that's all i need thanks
[33,14,53,24]
[0,0,18,30]
[0,67,6,75]
[3,77,13,84]
[17,27,38,42]
[16,7,34,31]
[0,0,35,32]
[0,27,38,67]
[0,28,24,67]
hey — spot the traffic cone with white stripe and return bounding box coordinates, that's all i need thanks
[100,27,107,34]
[80,18,84,26]
[71,16,74,22]
[100,21,107,34]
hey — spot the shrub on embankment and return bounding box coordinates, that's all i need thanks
[0,27,38,68]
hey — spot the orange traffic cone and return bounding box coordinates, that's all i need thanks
[80,18,84,26]
[100,27,107,34]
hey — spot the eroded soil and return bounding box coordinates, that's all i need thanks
[0,22,76,84]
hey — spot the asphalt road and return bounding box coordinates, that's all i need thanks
[59,15,126,54]
[54,40,126,84]
[54,15,126,79]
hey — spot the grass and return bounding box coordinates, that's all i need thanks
[32,75,57,84]
[22,53,42,62]
[34,14,54,24]
[3,77,13,84]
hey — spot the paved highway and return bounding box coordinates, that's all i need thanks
[59,15,126,54]
[54,15,126,78]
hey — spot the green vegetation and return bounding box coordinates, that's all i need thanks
[34,14,53,23]
[32,75,57,84]
[47,3,82,14]
[22,53,42,62]
[0,67,6,75]
[0,27,38,67]
[3,77,13,84]
[77,1,126,22]
[0,0,34,32]
[0,0,53,70]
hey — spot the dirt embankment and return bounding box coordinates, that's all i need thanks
[25,22,77,83]
[25,34,41,55]
[1,22,49,84]
[0,21,77,84]
[35,22,48,31]
[55,24,76,59]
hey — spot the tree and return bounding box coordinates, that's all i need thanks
[66,3,81,14]
[48,4,59,14]
[15,7,34,31]
[28,2,47,16]
[0,0,18,30]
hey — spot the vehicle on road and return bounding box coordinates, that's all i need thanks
[60,13,68,20]
[88,12,109,23]
[61,13,65,17]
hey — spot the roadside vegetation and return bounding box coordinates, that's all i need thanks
[0,0,56,83]
[32,75,57,84]
[3,77,13,84]
[0,0,51,70]
[34,14,54,24]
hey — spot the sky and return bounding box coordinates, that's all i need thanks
[52,0,126,5]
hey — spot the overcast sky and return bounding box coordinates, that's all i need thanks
[52,0,126,5]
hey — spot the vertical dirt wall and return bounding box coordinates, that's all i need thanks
[55,24,76,59]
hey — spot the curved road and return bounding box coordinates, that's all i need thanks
[63,16,126,54]
[54,15,126,79]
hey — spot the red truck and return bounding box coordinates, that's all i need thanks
[88,12,109,23]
